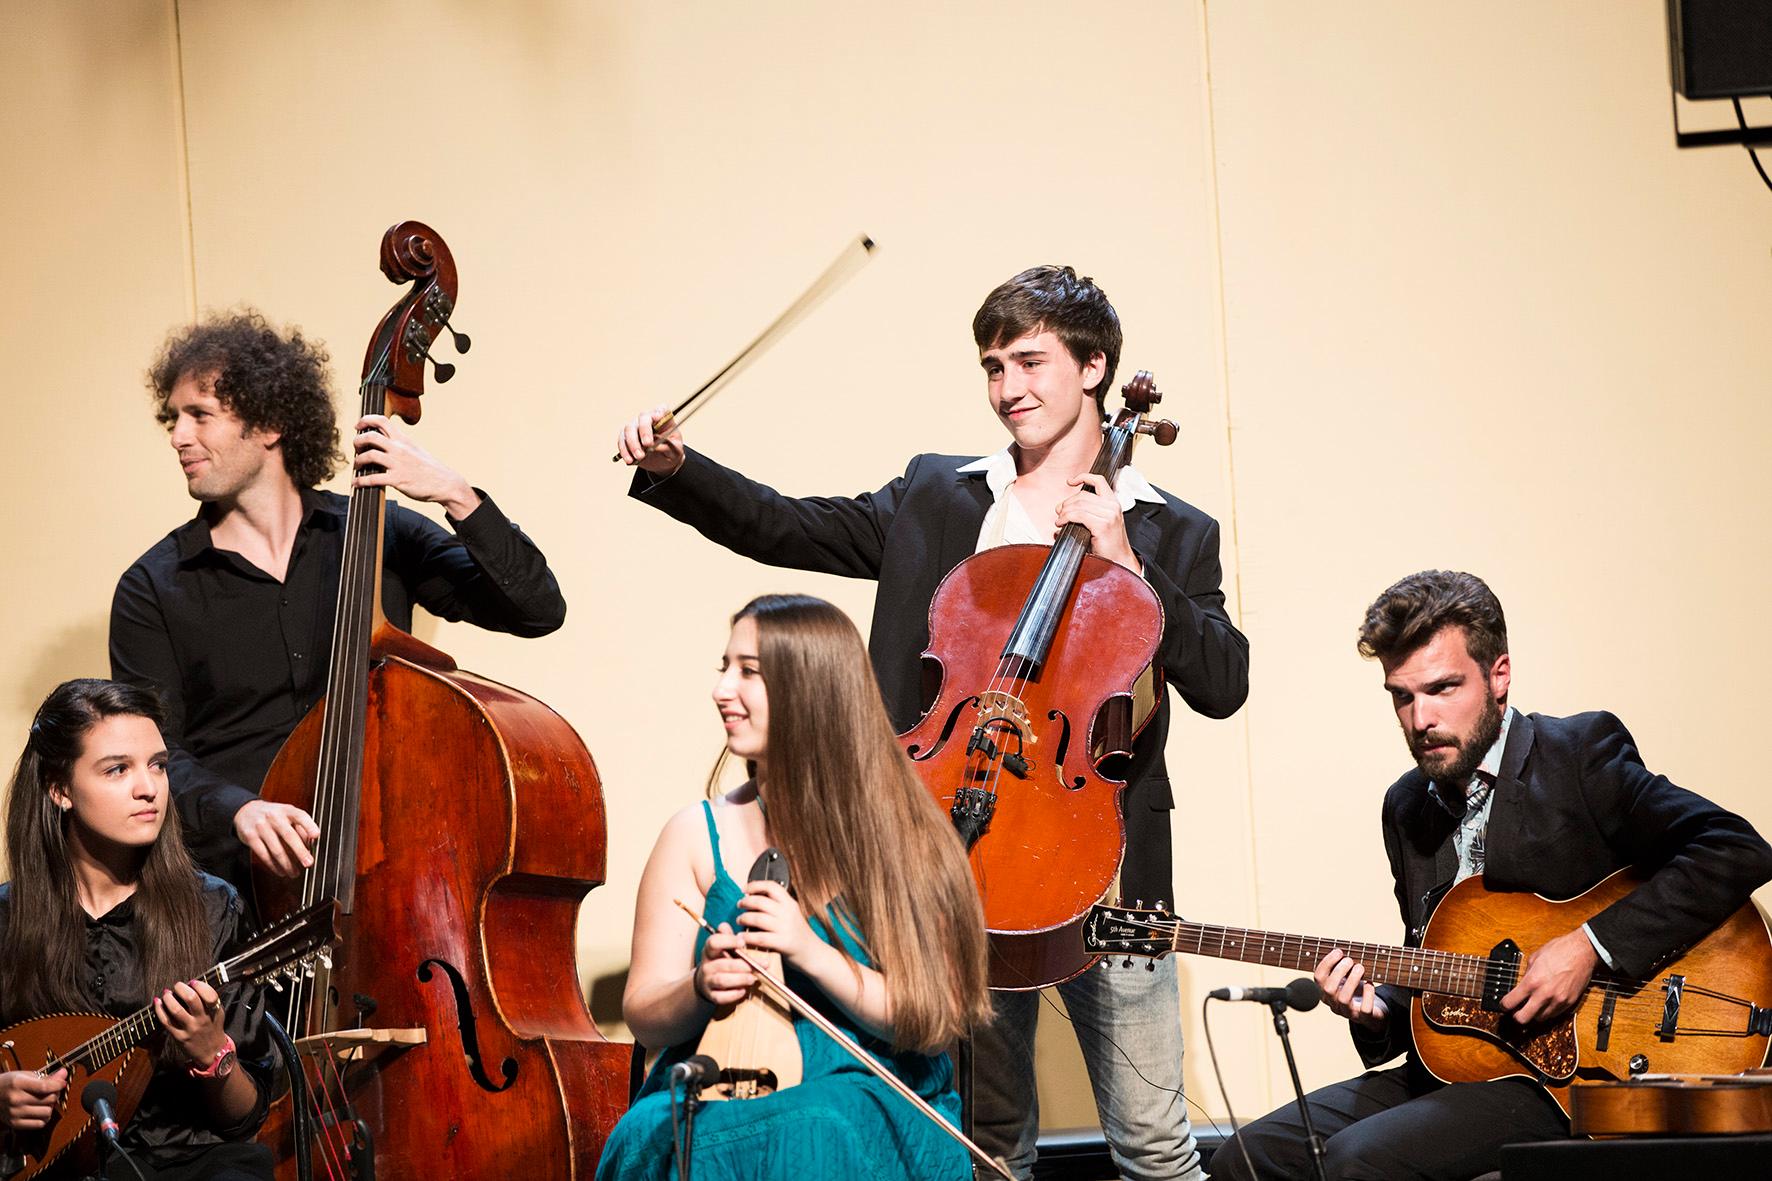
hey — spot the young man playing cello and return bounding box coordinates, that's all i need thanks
[617,265,1249,1180]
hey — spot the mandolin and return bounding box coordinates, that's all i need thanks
[0,901,338,1181]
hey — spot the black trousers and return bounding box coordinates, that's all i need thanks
[1210,1064,1568,1181]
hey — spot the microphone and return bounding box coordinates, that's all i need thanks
[81,1079,122,1148]
[1208,978,1322,1012]
[668,1054,721,1091]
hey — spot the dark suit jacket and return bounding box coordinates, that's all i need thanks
[1354,709,1772,1069]
[631,448,1250,903]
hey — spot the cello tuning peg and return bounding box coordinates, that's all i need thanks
[444,323,472,353]
[1136,418,1180,446]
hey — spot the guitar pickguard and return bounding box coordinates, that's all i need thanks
[1419,990,1578,1082]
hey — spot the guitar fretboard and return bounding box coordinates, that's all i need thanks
[1165,922,1491,999]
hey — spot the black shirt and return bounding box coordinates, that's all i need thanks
[0,875,272,1168]
[109,488,566,886]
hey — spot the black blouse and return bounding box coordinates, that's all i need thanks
[0,874,273,1168]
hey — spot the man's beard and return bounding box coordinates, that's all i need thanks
[1409,691,1505,786]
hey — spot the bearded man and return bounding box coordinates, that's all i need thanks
[1213,569,1771,1181]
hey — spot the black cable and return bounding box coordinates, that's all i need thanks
[1732,98,1772,195]
[1200,998,1261,1181]
[1029,977,1238,1153]
[102,1141,151,1181]
[262,1011,313,1181]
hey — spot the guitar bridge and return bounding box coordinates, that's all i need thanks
[1658,974,1684,1041]
[1483,939,1521,1012]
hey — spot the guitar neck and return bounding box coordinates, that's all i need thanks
[59,963,230,1074]
[1167,921,1490,1001]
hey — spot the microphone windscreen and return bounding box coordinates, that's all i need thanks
[81,1079,119,1113]
[1285,977,1322,1012]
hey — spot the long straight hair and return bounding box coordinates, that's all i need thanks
[731,595,990,1052]
[0,679,209,1023]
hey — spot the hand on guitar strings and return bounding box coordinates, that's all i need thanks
[1501,927,1599,1025]
[0,1067,67,1131]
[1316,948,1391,1031]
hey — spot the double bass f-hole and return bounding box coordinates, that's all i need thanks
[417,959,518,1093]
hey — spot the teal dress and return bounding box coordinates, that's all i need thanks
[596,803,968,1180]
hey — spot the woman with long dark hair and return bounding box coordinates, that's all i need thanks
[0,678,273,1180]
[597,595,991,1179]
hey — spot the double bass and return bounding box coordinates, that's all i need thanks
[254,222,629,1178]
[900,373,1178,989]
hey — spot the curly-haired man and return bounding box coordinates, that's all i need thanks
[111,310,567,895]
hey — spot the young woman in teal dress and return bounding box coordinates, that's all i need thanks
[596,594,991,1180]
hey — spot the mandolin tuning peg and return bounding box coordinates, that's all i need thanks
[1121,958,1135,969]
[269,976,285,993]
[1134,899,1145,910]
[444,323,472,353]
[1145,961,1157,972]
[1155,900,1166,913]
[319,951,333,970]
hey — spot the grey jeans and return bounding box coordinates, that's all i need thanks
[969,956,1205,1180]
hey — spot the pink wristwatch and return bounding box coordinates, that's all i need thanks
[189,1034,238,1079]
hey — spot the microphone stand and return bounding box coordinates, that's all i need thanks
[1267,1001,1328,1181]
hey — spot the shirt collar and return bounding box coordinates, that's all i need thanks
[173,486,343,564]
[956,448,1164,511]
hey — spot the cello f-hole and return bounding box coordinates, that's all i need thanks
[417,959,518,1093]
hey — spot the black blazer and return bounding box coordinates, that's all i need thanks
[1355,709,1772,1068]
[631,449,1250,903]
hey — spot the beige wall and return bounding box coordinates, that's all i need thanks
[3,0,1767,1131]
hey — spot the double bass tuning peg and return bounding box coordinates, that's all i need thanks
[442,322,471,354]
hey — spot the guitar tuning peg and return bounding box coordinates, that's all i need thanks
[269,976,285,992]
[304,961,316,978]
[319,951,333,970]
[1155,900,1166,912]
[1134,899,1145,910]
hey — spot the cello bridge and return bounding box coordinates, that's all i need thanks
[977,691,1034,746]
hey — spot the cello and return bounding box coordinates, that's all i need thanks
[253,222,629,1179]
[899,372,1178,989]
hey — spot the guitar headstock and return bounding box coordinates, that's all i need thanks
[219,900,340,988]
[1083,901,1178,960]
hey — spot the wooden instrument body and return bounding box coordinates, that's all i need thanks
[1571,1074,1772,1135]
[694,946,802,1101]
[902,543,1163,989]
[0,1016,150,1181]
[1412,871,1772,1116]
[254,656,629,1179]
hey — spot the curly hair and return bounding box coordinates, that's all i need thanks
[148,309,343,489]
[972,265,1123,416]
[1357,570,1509,669]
